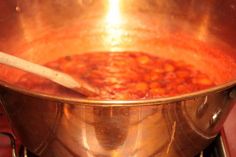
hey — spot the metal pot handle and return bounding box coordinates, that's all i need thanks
[0,132,17,157]
[209,87,236,128]
[0,132,28,157]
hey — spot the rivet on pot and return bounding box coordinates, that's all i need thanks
[209,109,222,128]
[229,88,236,99]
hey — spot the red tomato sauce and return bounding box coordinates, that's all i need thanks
[16,52,215,100]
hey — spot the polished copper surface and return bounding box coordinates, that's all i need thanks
[1,86,236,157]
[0,0,236,157]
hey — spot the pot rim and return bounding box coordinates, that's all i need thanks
[0,80,235,107]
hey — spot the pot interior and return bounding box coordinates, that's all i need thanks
[0,0,236,100]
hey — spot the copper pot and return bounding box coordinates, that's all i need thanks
[0,0,236,157]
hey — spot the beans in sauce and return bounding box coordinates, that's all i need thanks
[16,52,215,100]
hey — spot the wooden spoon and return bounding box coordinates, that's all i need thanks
[0,51,100,97]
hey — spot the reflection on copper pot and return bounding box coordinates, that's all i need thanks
[0,86,235,157]
[0,0,236,157]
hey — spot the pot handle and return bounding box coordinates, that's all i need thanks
[0,132,28,157]
[0,132,17,157]
[208,87,236,129]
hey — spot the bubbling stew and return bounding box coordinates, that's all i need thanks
[16,52,215,100]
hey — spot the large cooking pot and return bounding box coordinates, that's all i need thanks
[0,0,236,157]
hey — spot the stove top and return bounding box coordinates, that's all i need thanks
[195,135,229,157]
[15,135,229,157]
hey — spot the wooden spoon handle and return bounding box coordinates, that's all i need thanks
[0,51,99,96]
